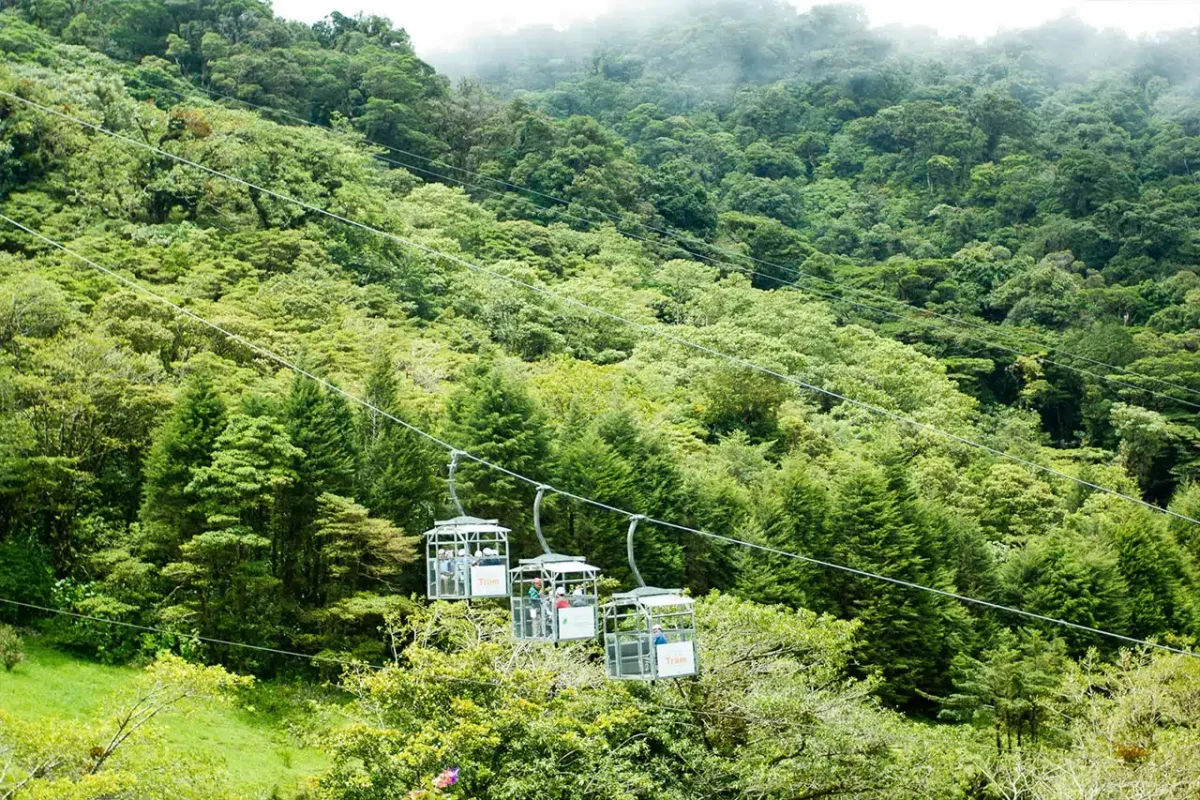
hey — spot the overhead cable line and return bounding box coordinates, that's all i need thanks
[2,87,1197,526]
[2,211,1198,662]
[0,597,383,671]
[153,78,1200,402]
[328,150,1200,412]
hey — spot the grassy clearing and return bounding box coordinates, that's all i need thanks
[0,639,330,797]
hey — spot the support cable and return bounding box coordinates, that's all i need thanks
[152,79,1200,401]
[1,211,1196,659]
[448,450,467,517]
[1,90,1192,526]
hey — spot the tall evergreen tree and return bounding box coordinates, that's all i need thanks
[138,375,227,561]
[595,412,692,587]
[356,357,440,544]
[314,492,417,603]
[443,360,552,532]
[1107,509,1199,640]
[281,375,358,606]
[1001,531,1131,655]
[1168,482,1200,564]
[186,402,301,537]
[736,458,830,608]
[162,401,298,665]
[826,462,962,705]
[554,427,645,581]
[939,629,1068,755]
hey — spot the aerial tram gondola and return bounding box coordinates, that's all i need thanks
[423,452,696,678]
[601,516,699,680]
[424,452,511,600]
[510,486,602,642]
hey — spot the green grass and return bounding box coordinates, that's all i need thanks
[0,639,330,797]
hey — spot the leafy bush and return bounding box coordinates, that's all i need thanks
[0,624,25,672]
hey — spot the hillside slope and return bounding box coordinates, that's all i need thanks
[0,5,1199,797]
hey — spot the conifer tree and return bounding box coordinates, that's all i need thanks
[594,412,689,586]
[186,401,301,537]
[1168,482,1200,564]
[1001,531,1130,655]
[162,401,298,663]
[736,458,830,608]
[939,629,1068,755]
[443,360,552,532]
[356,357,440,544]
[314,492,417,603]
[139,375,227,561]
[554,426,644,579]
[281,375,358,605]
[1108,509,1200,640]
[826,463,962,705]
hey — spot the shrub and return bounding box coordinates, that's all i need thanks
[0,624,25,672]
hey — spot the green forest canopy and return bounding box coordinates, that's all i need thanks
[2,1,1200,797]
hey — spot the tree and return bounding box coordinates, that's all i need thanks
[0,653,250,798]
[1055,148,1137,217]
[553,426,641,577]
[968,88,1033,159]
[314,492,417,603]
[696,363,790,442]
[981,648,1200,795]
[987,254,1086,330]
[925,154,958,197]
[0,624,25,672]
[443,361,552,533]
[650,158,718,235]
[1001,531,1130,655]
[736,458,830,608]
[139,375,227,560]
[718,211,815,289]
[355,357,441,541]
[186,405,301,537]
[316,595,969,800]
[823,462,964,705]
[280,375,358,606]
[1106,509,1199,641]
[939,629,1068,755]
[162,403,298,662]
[87,653,251,774]
[1111,403,1176,501]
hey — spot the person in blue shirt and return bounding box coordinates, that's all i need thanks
[652,624,668,646]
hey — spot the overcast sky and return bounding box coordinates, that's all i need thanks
[270,0,1200,56]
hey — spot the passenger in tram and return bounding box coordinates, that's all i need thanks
[539,583,554,635]
[438,549,454,593]
[527,577,543,636]
[652,624,668,646]
[569,586,587,607]
[481,547,501,566]
[554,586,570,609]
[455,548,470,592]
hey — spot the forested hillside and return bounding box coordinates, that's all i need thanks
[1,1,1200,797]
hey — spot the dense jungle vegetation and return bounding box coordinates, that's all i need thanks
[1,0,1199,797]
